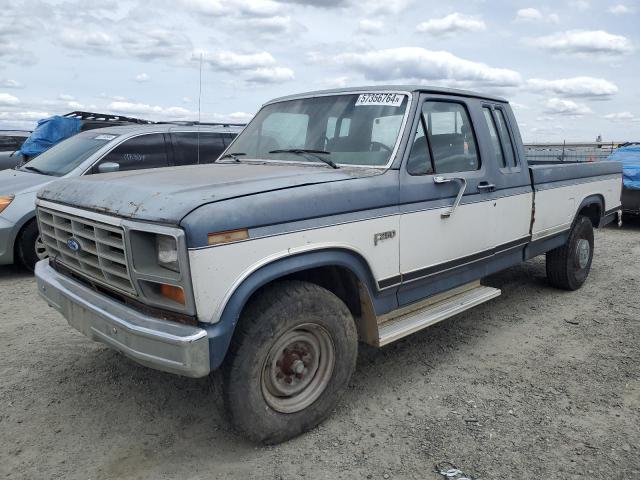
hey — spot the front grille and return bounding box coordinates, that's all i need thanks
[37,206,136,295]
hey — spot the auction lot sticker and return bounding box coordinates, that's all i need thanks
[355,93,405,107]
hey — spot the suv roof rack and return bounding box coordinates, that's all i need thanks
[63,111,154,124]
[157,121,246,127]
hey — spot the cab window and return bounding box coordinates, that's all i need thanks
[495,108,517,167]
[422,101,480,174]
[482,107,506,168]
[93,134,169,173]
[171,132,226,165]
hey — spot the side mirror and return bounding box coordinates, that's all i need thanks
[97,162,120,174]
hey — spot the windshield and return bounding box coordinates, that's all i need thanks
[225,92,409,167]
[20,132,114,177]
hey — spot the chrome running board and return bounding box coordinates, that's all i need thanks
[377,284,501,346]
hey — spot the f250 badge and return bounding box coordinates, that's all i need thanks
[374,230,396,246]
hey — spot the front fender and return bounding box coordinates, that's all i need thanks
[201,248,397,370]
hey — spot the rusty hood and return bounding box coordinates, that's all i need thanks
[37,162,378,224]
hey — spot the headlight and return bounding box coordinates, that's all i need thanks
[0,195,14,214]
[156,234,179,272]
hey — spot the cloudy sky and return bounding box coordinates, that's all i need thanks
[1,0,638,141]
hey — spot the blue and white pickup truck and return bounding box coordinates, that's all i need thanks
[34,86,622,443]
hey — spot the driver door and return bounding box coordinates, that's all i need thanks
[398,95,498,306]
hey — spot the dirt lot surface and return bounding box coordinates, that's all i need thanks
[1,221,638,480]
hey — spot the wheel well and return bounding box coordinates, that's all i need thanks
[578,202,602,228]
[241,265,379,344]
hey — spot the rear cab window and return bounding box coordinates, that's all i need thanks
[494,108,518,168]
[171,132,226,165]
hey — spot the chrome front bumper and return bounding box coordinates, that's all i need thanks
[35,260,211,378]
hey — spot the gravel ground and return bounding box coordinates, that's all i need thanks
[1,220,638,480]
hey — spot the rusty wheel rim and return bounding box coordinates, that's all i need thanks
[261,323,335,414]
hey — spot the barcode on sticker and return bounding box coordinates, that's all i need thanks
[355,93,405,107]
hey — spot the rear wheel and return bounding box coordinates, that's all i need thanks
[222,280,358,444]
[17,220,48,271]
[546,215,594,290]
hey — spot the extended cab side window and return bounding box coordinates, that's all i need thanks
[94,134,169,173]
[423,101,480,174]
[482,107,506,168]
[494,108,517,167]
[171,132,226,165]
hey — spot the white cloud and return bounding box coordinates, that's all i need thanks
[58,94,75,101]
[181,0,283,18]
[59,29,114,54]
[515,8,559,24]
[0,111,48,121]
[569,0,589,11]
[245,15,295,34]
[0,93,20,105]
[331,47,522,87]
[526,77,618,98]
[0,79,22,88]
[358,19,384,35]
[202,50,276,71]
[608,4,631,15]
[245,66,295,83]
[530,30,634,56]
[135,73,150,82]
[196,50,293,83]
[106,101,253,123]
[543,98,592,116]
[604,112,636,121]
[416,13,486,36]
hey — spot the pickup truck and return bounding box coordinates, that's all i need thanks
[34,86,622,444]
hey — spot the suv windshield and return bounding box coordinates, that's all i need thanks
[225,92,409,167]
[20,132,114,177]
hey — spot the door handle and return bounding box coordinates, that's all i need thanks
[477,182,496,192]
[434,175,467,218]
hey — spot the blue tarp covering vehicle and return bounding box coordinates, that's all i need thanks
[19,116,82,158]
[608,144,640,190]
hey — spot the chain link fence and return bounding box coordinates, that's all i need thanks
[524,142,622,163]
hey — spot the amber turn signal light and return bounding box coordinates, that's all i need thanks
[0,195,14,214]
[207,228,249,246]
[160,284,186,305]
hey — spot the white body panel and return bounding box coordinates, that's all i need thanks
[399,200,494,274]
[532,177,620,240]
[399,192,533,274]
[189,215,400,323]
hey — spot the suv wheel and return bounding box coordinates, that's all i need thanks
[17,220,48,271]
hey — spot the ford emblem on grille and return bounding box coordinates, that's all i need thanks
[66,238,81,252]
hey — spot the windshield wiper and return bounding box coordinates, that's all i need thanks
[22,165,50,175]
[218,152,247,162]
[268,149,338,169]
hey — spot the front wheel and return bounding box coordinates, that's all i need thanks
[546,215,594,290]
[17,220,48,271]
[222,280,358,444]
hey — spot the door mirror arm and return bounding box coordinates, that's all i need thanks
[433,176,467,218]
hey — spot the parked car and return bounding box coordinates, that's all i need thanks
[33,86,622,444]
[8,111,155,171]
[0,123,243,270]
[608,143,640,215]
[0,130,30,170]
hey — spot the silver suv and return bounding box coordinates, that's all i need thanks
[0,123,243,270]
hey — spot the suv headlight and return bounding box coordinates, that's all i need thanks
[0,195,14,214]
[156,234,179,272]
